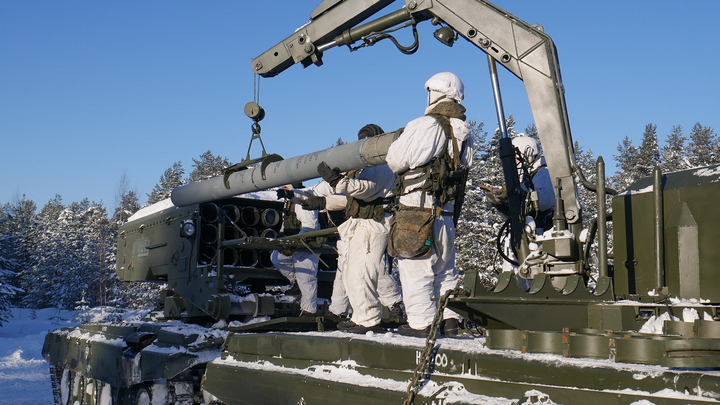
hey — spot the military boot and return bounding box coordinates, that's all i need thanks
[441,318,459,337]
[388,303,403,319]
[397,324,430,338]
[299,310,318,318]
[337,320,383,334]
[285,282,301,295]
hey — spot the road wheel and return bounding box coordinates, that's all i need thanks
[133,386,152,405]
[68,371,86,405]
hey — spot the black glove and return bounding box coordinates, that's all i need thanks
[317,162,342,188]
[301,195,326,211]
[484,185,508,211]
[276,188,294,200]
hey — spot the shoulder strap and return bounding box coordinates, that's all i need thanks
[427,114,460,167]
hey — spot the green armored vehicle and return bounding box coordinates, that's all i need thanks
[43,0,720,404]
[42,193,345,404]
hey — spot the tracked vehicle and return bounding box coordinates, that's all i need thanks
[43,1,720,404]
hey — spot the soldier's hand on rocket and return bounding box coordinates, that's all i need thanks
[317,162,342,188]
[301,195,326,211]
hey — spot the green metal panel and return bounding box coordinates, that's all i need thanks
[486,329,523,350]
[206,332,720,404]
[116,204,196,282]
[587,304,641,331]
[202,365,408,405]
[613,164,720,301]
[525,331,564,354]
[565,332,611,359]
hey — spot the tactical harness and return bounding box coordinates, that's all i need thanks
[392,103,469,215]
[345,196,393,222]
[343,169,393,223]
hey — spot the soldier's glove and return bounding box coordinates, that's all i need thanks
[317,162,343,188]
[276,188,294,200]
[482,184,508,209]
[301,195,326,211]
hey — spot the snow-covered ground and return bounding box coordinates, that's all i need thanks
[0,308,74,405]
[0,307,147,405]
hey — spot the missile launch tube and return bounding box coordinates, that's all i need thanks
[171,131,398,207]
[241,207,260,226]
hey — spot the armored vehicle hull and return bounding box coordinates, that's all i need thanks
[204,331,720,405]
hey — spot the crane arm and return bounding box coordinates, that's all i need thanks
[252,0,580,225]
[252,0,397,77]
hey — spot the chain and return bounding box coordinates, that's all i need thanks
[403,286,465,405]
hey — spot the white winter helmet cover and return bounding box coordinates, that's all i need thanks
[511,135,539,165]
[424,72,464,103]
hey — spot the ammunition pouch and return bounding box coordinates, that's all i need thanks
[345,196,390,223]
[282,202,302,236]
[387,205,435,259]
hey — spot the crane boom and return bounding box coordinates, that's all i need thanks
[250,0,581,225]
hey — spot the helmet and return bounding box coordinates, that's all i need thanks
[511,135,539,164]
[357,124,384,140]
[424,72,464,103]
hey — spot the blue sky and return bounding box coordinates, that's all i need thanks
[1,1,718,211]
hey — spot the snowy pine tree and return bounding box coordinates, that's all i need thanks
[456,121,497,279]
[187,151,230,183]
[0,225,22,325]
[113,172,141,226]
[4,195,39,307]
[661,125,689,172]
[636,123,660,178]
[574,142,598,225]
[689,122,718,168]
[147,162,185,204]
[524,123,542,156]
[77,201,114,308]
[47,200,91,309]
[20,196,63,308]
[113,189,140,226]
[612,136,640,191]
[332,137,348,148]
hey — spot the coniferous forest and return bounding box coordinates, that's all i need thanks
[0,122,717,325]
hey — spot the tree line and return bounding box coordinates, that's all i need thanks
[0,151,230,324]
[0,121,716,324]
[612,122,717,189]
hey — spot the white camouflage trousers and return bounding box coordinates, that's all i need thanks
[271,250,319,313]
[337,215,401,327]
